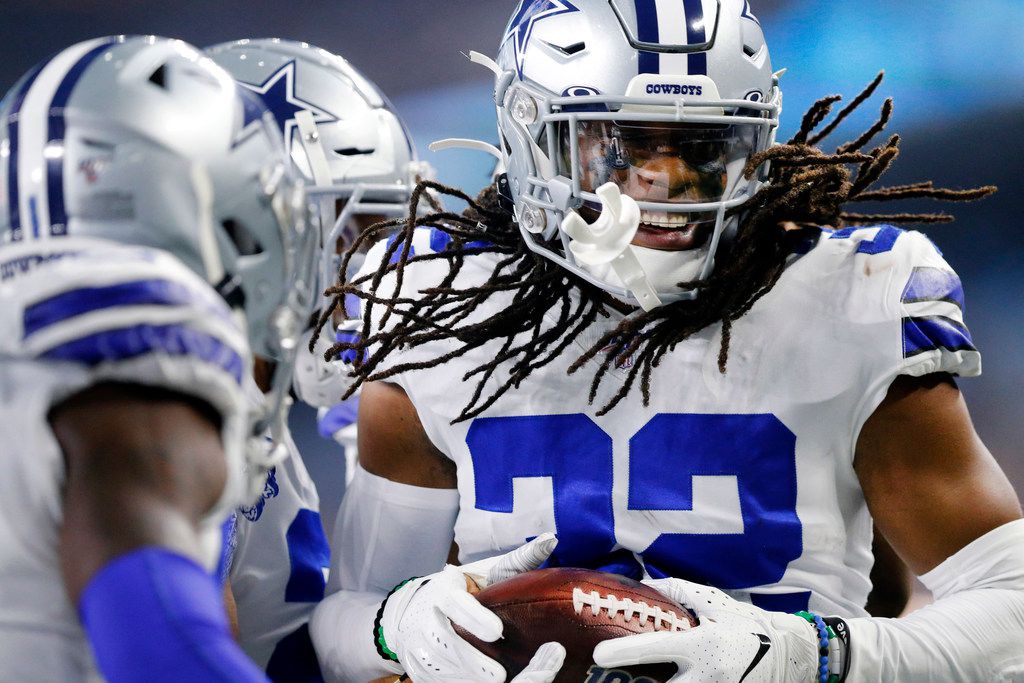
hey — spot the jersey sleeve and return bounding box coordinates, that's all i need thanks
[0,238,251,420]
[890,232,980,379]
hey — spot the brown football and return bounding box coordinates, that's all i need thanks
[453,568,698,682]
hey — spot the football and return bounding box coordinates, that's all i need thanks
[454,568,698,682]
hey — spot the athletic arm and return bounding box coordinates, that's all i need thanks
[592,373,1024,682]
[52,383,267,682]
[312,381,459,682]
[845,372,1024,679]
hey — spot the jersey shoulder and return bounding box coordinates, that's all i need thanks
[354,226,500,319]
[797,225,979,378]
[0,237,250,412]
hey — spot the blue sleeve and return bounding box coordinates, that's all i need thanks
[79,547,269,683]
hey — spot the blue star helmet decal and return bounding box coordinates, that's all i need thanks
[238,87,267,130]
[237,61,338,153]
[502,0,580,79]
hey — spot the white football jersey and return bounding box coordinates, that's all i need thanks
[359,225,979,618]
[0,237,250,681]
[229,425,329,677]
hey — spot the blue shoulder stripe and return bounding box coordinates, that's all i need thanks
[429,227,491,253]
[23,278,230,339]
[39,323,244,384]
[385,233,416,265]
[901,266,964,310]
[903,315,976,358]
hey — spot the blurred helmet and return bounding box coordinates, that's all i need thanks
[493,0,781,308]
[0,35,317,364]
[206,38,429,294]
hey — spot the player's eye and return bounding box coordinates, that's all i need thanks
[683,141,724,166]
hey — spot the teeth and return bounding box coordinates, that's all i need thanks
[640,210,688,228]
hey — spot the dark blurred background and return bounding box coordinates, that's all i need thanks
[4,1,1022,539]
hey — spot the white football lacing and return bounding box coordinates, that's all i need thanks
[572,587,692,632]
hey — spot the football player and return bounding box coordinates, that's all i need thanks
[211,37,432,474]
[311,0,1024,681]
[206,37,433,680]
[0,36,318,681]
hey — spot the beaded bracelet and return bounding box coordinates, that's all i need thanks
[373,577,420,663]
[795,610,839,683]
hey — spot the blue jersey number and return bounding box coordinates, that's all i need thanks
[467,413,802,590]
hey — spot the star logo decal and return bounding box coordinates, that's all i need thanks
[237,61,338,153]
[502,0,580,78]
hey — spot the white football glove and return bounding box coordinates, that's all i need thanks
[593,578,820,683]
[378,534,564,683]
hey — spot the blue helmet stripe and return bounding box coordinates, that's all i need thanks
[682,0,708,75]
[45,39,118,237]
[23,277,231,339]
[39,322,245,384]
[634,0,660,74]
[5,61,48,241]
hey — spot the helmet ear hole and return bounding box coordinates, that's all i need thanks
[222,218,264,256]
[334,147,374,156]
[148,64,168,89]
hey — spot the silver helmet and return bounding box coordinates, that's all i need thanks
[0,35,317,363]
[206,38,429,294]
[492,0,781,309]
[0,36,319,507]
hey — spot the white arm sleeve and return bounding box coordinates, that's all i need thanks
[328,463,460,594]
[848,519,1024,681]
[312,464,459,683]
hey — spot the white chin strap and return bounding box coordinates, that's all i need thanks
[562,183,663,311]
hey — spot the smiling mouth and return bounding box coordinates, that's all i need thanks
[634,210,715,251]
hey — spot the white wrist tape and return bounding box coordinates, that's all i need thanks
[848,519,1024,682]
[327,463,459,594]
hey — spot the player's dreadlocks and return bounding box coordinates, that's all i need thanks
[314,74,996,423]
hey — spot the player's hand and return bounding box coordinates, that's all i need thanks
[378,534,560,683]
[592,578,820,683]
[510,642,566,683]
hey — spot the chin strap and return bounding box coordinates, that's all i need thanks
[562,182,663,311]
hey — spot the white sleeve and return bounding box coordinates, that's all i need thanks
[847,519,1024,681]
[312,463,459,682]
[328,463,459,594]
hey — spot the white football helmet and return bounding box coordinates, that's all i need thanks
[208,38,430,409]
[0,35,316,363]
[492,0,781,309]
[206,38,429,293]
[0,35,319,499]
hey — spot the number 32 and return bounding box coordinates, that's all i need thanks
[467,413,802,590]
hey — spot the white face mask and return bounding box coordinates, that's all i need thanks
[291,327,357,409]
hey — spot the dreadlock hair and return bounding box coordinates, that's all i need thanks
[314,73,996,423]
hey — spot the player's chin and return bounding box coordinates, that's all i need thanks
[632,221,714,251]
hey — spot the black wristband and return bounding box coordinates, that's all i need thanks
[823,616,852,682]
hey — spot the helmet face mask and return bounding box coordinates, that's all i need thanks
[495,0,781,307]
